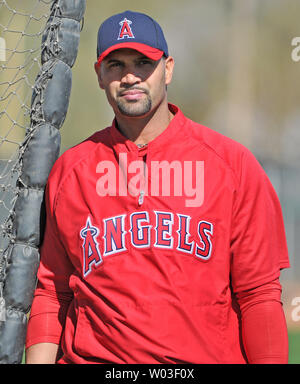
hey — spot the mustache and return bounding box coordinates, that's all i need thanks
[117,87,149,97]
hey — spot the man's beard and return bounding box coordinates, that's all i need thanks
[116,93,152,117]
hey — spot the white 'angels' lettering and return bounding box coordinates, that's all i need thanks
[80,211,214,277]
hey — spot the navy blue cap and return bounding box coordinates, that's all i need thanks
[96,10,169,67]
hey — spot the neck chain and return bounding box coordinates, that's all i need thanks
[137,143,148,148]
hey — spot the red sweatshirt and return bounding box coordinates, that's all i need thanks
[26,104,290,363]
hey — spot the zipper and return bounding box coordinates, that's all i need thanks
[137,146,148,207]
[138,189,145,206]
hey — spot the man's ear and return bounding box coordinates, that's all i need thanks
[164,56,175,86]
[94,62,104,89]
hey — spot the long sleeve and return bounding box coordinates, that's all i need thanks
[236,277,289,364]
[26,285,73,348]
[26,178,75,349]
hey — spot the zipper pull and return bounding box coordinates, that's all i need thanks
[138,190,145,206]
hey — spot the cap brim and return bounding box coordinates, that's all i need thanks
[96,42,164,68]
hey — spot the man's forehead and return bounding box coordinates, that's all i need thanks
[103,48,152,62]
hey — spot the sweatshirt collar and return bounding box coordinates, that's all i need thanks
[110,103,186,154]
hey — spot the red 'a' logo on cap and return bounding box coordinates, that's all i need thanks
[118,18,135,40]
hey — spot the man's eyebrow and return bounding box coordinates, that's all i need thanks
[105,58,122,64]
[136,55,151,60]
[136,55,156,62]
[104,55,154,64]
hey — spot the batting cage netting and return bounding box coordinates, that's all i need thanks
[0,0,86,363]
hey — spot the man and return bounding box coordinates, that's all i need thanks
[25,10,290,364]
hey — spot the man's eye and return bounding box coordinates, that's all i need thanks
[109,62,122,68]
[138,60,152,66]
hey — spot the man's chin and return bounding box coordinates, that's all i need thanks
[116,99,152,118]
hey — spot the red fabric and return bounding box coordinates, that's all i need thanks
[237,278,289,364]
[96,42,164,68]
[26,284,72,349]
[25,104,289,363]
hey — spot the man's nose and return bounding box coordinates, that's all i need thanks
[120,70,141,85]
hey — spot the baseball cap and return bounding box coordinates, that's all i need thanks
[96,10,169,68]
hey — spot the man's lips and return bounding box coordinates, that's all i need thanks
[119,89,146,100]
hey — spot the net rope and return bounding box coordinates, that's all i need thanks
[0,0,53,296]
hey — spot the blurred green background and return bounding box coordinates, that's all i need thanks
[1,0,300,363]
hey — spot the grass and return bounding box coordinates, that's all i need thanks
[288,330,300,364]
